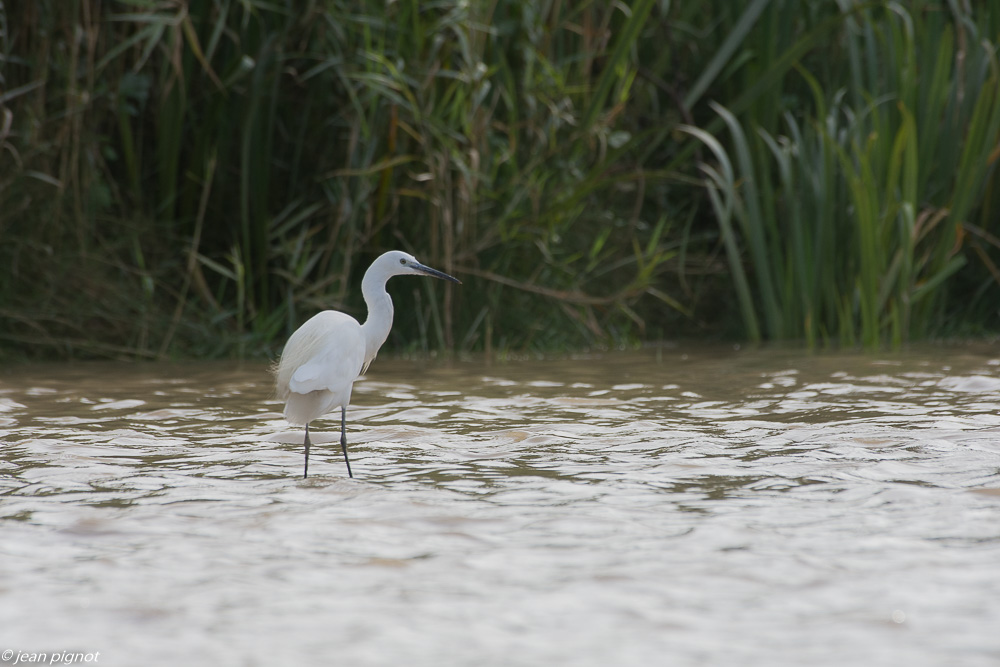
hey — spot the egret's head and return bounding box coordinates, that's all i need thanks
[379,250,461,284]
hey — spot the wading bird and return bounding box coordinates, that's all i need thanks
[273,250,460,479]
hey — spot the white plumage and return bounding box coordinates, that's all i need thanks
[273,250,460,478]
[275,311,366,425]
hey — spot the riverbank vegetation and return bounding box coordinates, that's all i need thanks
[2,1,1000,359]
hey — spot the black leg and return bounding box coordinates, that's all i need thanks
[303,423,311,479]
[340,405,353,478]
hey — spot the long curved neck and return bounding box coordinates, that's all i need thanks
[359,265,393,365]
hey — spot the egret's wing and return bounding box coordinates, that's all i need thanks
[290,347,364,394]
[275,311,365,398]
[287,361,325,394]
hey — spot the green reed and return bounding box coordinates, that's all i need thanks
[2,0,1000,359]
[684,0,1000,347]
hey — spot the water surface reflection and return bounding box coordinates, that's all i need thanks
[2,346,1000,666]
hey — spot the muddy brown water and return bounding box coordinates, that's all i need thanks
[2,346,1000,666]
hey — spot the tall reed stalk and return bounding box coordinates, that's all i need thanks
[2,0,1000,358]
[684,1,1000,346]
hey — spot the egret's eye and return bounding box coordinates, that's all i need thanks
[399,258,407,265]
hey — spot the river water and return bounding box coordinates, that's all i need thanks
[1,345,999,666]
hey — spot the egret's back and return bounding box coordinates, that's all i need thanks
[274,311,366,425]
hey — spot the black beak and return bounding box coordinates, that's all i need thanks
[413,262,461,284]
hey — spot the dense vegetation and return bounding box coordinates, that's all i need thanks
[2,1,1000,360]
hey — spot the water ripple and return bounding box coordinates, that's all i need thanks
[1,348,1000,666]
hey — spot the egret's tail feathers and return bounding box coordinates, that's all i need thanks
[283,390,340,426]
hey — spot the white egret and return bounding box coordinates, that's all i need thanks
[273,250,460,478]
